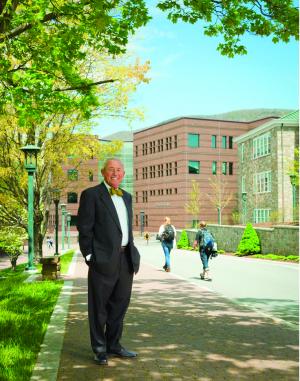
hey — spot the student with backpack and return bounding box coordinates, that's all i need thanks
[193,221,216,281]
[158,216,176,272]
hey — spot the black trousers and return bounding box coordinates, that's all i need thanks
[88,248,134,354]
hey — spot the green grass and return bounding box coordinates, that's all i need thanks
[252,253,299,262]
[0,250,75,381]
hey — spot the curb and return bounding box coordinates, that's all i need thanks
[30,251,79,381]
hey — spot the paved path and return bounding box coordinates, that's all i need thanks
[53,252,298,381]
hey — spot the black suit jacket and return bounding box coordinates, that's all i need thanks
[77,182,140,275]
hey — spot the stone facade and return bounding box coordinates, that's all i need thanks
[180,224,299,256]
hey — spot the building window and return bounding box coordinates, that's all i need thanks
[253,209,271,223]
[67,169,78,181]
[241,176,246,193]
[222,136,227,149]
[174,161,178,175]
[212,161,217,175]
[174,188,177,194]
[229,136,233,149]
[152,140,156,153]
[142,191,148,203]
[67,192,78,203]
[135,146,138,157]
[174,135,178,148]
[254,171,272,193]
[135,192,138,203]
[211,135,217,148]
[229,162,233,175]
[222,162,227,175]
[188,160,200,174]
[135,215,138,226]
[88,170,93,181]
[188,133,200,148]
[253,133,271,159]
[135,168,138,180]
[241,143,245,162]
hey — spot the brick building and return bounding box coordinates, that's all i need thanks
[133,116,277,232]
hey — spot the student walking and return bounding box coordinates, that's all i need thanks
[158,217,176,272]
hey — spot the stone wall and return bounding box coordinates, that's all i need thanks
[179,224,299,256]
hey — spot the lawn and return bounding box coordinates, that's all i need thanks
[0,250,74,381]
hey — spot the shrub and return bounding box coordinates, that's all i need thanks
[177,230,189,249]
[0,227,27,270]
[236,223,260,255]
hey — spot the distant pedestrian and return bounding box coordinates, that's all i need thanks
[46,236,53,249]
[193,221,215,281]
[158,217,176,272]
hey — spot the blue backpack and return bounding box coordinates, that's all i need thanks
[200,230,215,254]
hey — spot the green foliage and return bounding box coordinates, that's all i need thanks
[252,254,299,262]
[177,230,190,249]
[157,0,298,57]
[237,223,261,255]
[0,227,27,269]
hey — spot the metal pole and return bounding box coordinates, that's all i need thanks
[27,170,35,270]
[292,184,296,222]
[67,213,71,249]
[54,199,59,255]
[61,211,65,251]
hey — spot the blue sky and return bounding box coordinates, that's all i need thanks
[93,4,299,137]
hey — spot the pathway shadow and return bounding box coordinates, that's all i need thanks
[57,265,299,381]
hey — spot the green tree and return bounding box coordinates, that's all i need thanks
[0,226,27,270]
[185,180,201,227]
[177,230,190,249]
[157,0,298,57]
[237,223,261,255]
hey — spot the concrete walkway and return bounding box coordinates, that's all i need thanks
[47,250,298,380]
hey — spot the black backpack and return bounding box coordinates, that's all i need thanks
[162,224,175,242]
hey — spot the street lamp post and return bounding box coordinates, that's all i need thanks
[140,211,145,236]
[51,188,60,255]
[21,145,40,271]
[242,192,247,225]
[289,175,297,222]
[60,203,67,251]
[67,212,71,249]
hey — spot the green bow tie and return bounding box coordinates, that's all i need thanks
[110,187,123,196]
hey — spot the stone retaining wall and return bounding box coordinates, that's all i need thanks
[179,224,299,256]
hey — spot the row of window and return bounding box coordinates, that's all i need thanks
[242,170,272,194]
[136,188,178,203]
[188,161,234,175]
[241,132,271,162]
[67,169,94,182]
[188,134,233,149]
[139,162,178,179]
[253,209,271,223]
[138,136,178,156]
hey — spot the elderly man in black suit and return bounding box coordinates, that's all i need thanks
[77,158,140,366]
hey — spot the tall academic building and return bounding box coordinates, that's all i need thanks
[133,115,277,232]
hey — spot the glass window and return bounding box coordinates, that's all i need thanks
[212,161,217,175]
[253,171,272,193]
[188,160,200,174]
[211,135,217,148]
[229,136,233,149]
[229,162,233,175]
[67,169,78,181]
[67,192,78,203]
[188,133,200,148]
[222,136,227,149]
[253,133,271,159]
[222,162,227,175]
[253,209,271,223]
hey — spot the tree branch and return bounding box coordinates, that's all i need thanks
[54,79,117,92]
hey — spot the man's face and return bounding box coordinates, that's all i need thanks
[101,160,125,189]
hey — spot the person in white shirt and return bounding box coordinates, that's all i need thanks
[158,216,176,272]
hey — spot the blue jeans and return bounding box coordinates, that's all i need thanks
[162,242,172,268]
[200,248,209,270]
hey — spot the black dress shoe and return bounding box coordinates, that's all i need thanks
[108,347,137,358]
[94,353,108,365]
